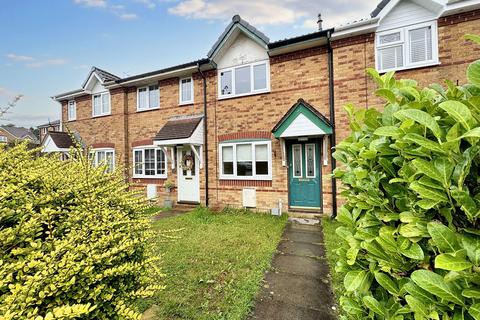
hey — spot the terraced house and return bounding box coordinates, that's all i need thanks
[47,0,480,215]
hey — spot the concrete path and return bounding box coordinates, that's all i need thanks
[152,207,192,220]
[249,219,337,320]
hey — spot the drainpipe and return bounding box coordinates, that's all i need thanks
[197,62,209,207]
[327,29,338,218]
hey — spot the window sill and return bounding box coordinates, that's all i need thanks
[179,101,194,106]
[218,89,270,101]
[92,113,111,119]
[133,175,167,179]
[219,176,272,181]
[67,119,76,122]
[378,61,441,74]
[136,107,160,113]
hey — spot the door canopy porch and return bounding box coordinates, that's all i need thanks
[41,131,77,153]
[152,115,204,169]
[271,99,332,139]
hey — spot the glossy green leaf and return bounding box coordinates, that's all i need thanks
[394,109,442,138]
[463,288,480,299]
[375,272,400,296]
[439,101,474,130]
[427,222,460,252]
[401,242,424,260]
[468,60,480,87]
[435,250,473,271]
[411,270,464,305]
[405,295,429,319]
[470,304,480,320]
[374,126,403,137]
[344,270,370,292]
[363,296,385,316]
[410,181,449,202]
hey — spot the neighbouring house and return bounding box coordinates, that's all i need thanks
[38,120,61,143]
[46,0,480,215]
[0,125,39,145]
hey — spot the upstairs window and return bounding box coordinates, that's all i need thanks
[218,60,269,99]
[137,85,159,111]
[133,147,167,178]
[179,77,194,105]
[219,141,271,180]
[376,21,438,72]
[67,100,76,121]
[92,92,110,117]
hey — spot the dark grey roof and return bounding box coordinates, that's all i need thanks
[153,117,203,141]
[48,131,76,149]
[269,29,332,50]
[371,0,391,17]
[92,67,120,82]
[38,120,60,128]
[116,59,210,84]
[0,125,38,142]
[208,15,270,58]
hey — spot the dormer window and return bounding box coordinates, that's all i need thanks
[218,60,270,99]
[376,21,438,73]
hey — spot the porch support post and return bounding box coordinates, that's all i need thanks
[160,146,175,170]
[171,147,175,169]
[280,138,286,167]
[190,144,203,169]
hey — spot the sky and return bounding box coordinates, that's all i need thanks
[0,0,373,128]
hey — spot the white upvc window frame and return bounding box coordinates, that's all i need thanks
[218,60,270,99]
[132,146,167,179]
[92,91,111,117]
[305,143,316,178]
[137,84,160,111]
[179,77,194,105]
[67,100,76,121]
[91,148,115,173]
[375,20,439,73]
[0,136,7,143]
[219,140,272,180]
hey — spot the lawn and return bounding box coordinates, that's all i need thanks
[144,207,287,320]
[322,217,345,317]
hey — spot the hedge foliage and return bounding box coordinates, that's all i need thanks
[0,144,163,319]
[333,35,480,320]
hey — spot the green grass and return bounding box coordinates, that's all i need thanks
[322,217,345,316]
[146,207,287,320]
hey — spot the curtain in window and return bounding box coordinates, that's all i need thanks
[236,144,252,176]
[255,144,268,175]
[222,146,233,175]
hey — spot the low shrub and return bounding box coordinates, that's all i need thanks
[0,144,163,319]
[332,35,480,319]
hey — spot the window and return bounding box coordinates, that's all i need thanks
[133,147,167,178]
[376,21,438,72]
[92,92,110,117]
[218,60,269,98]
[67,100,76,121]
[179,77,194,104]
[219,141,272,180]
[305,144,316,178]
[92,149,115,173]
[0,136,6,143]
[292,144,302,178]
[137,85,159,111]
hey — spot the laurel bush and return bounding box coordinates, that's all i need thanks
[0,144,163,319]
[332,35,480,319]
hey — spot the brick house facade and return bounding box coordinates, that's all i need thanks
[48,0,480,215]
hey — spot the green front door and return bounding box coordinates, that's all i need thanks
[288,141,321,209]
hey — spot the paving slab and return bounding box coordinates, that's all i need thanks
[278,239,325,257]
[282,229,324,244]
[250,299,334,320]
[272,254,330,279]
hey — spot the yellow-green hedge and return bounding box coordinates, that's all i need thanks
[0,144,162,319]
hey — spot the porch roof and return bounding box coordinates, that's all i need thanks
[271,99,333,139]
[42,131,76,152]
[153,115,204,146]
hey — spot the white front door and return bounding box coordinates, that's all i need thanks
[177,146,200,203]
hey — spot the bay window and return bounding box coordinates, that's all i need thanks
[133,147,167,178]
[218,60,269,98]
[376,21,438,72]
[91,149,115,173]
[92,92,110,117]
[137,85,159,111]
[219,141,271,180]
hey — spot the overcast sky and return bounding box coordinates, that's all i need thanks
[0,0,374,128]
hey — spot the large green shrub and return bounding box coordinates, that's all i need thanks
[0,144,162,319]
[333,35,480,320]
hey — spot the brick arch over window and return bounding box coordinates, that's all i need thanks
[91,142,115,149]
[132,139,154,147]
[218,131,271,142]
